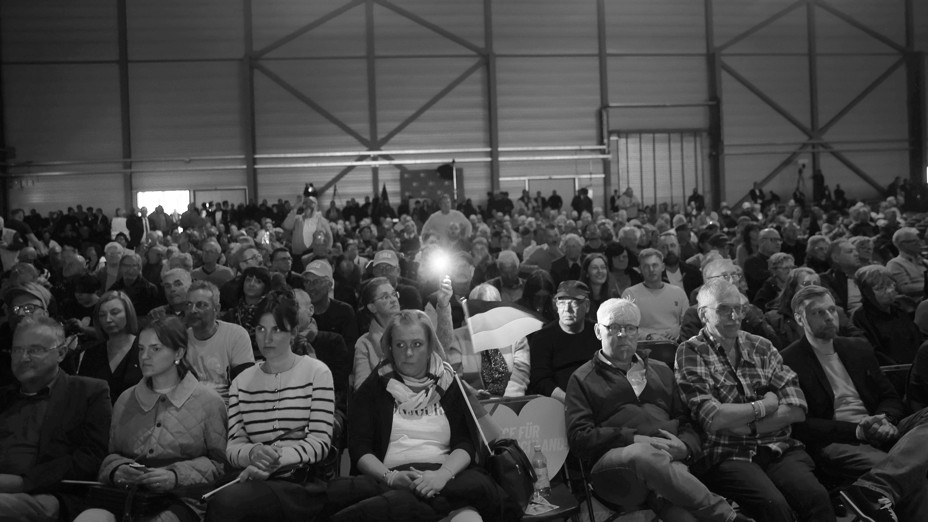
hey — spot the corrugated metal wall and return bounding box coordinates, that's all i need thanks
[2,0,926,215]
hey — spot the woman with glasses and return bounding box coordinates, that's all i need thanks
[206,290,334,522]
[851,264,922,365]
[76,290,142,404]
[353,276,403,389]
[221,266,273,359]
[752,253,795,311]
[580,253,622,317]
[75,316,227,522]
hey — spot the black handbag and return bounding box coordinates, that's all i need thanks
[85,484,176,522]
[453,372,536,514]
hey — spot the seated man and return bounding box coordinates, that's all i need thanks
[527,281,598,402]
[783,285,928,522]
[566,298,749,522]
[622,248,688,342]
[676,278,835,522]
[886,227,927,300]
[0,316,112,521]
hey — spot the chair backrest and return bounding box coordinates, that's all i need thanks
[880,363,912,401]
[637,340,678,370]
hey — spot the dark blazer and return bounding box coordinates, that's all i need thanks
[819,268,850,312]
[76,337,142,404]
[781,336,905,450]
[743,252,771,301]
[550,255,583,287]
[662,263,703,301]
[0,372,112,518]
[348,372,475,469]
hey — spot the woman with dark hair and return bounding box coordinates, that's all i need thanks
[852,264,922,365]
[579,252,622,317]
[77,290,142,403]
[206,290,335,522]
[74,315,228,522]
[328,310,515,521]
[604,242,642,295]
[353,276,401,389]
[514,269,558,323]
[222,265,272,358]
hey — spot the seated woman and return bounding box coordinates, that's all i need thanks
[852,264,922,365]
[604,242,642,296]
[751,252,794,310]
[221,265,272,359]
[76,290,142,403]
[328,310,514,522]
[514,269,559,323]
[354,277,402,389]
[580,252,622,317]
[74,315,227,522]
[206,290,335,522]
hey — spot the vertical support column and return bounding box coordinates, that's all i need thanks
[705,0,723,209]
[117,0,133,210]
[243,0,258,202]
[905,0,926,185]
[597,0,612,212]
[366,0,380,196]
[806,2,821,176]
[484,0,499,193]
[0,9,8,217]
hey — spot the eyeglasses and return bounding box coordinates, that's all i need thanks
[12,344,62,358]
[774,265,796,271]
[703,304,747,318]
[302,277,329,287]
[243,253,263,264]
[555,297,588,308]
[11,303,45,316]
[374,291,399,302]
[186,301,213,311]
[707,272,742,282]
[598,323,639,335]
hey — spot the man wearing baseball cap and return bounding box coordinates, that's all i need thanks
[526,280,599,402]
[1,283,56,386]
[303,260,358,348]
[370,249,421,310]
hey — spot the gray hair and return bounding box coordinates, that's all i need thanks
[469,283,501,302]
[767,252,795,270]
[854,264,894,292]
[496,250,520,267]
[892,227,919,247]
[702,258,736,280]
[559,233,584,250]
[697,278,739,309]
[188,280,221,311]
[597,298,641,326]
[806,234,830,252]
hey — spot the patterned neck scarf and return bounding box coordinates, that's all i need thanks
[378,353,454,412]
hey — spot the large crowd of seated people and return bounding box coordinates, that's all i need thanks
[4,179,928,521]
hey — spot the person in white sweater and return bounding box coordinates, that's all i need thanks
[206,290,335,522]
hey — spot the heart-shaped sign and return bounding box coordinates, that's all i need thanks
[486,396,568,478]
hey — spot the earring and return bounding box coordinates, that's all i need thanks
[174,359,180,366]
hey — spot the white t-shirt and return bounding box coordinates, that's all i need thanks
[187,320,255,403]
[622,283,688,341]
[383,402,451,469]
[812,349,868,423]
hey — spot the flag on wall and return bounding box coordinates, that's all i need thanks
[461,300,544,353]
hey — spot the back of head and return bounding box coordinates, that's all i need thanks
[469,283,501,302]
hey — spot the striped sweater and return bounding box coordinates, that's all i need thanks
[227,355,335,469]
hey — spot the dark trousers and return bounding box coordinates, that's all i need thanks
[701,447,835,522]
[205,479,326,522]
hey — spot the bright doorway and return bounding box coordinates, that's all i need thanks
[136,190,190,215]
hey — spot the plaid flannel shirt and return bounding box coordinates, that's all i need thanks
[675,328,807,468]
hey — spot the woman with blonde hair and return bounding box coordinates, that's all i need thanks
[77,290,142,403]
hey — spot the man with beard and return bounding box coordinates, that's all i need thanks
[658,232,703,299]
[623,249,688,342]
[744,228,783,302]
[184,280,254,404]
[819,239,862,314]
[566,298,750,522]
[527,281,598,402]
[783,285,928,522]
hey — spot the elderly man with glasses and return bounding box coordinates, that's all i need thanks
[675,278,835,522]
[527,281,598,402]
[0,316,111,521]
[886,227,927,300]
[566,298,751,522]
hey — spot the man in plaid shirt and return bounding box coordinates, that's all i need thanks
[675,278,835,522]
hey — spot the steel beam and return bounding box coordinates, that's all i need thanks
[905,0,926,185]
[117,0,133,210]
[0,6,7,216]
[484,0,499,192]
[721,61,817,139]
[597,0,612,211]
[375,0,485,55]
[243,0,257,202]
[705,0,723,210]
[807,2,820,174]
[816,0,906,53]
[366,0,379,195]
[716,0,804,53]
[253,1,365,59]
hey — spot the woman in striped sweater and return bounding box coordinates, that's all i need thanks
[206,290,335,522]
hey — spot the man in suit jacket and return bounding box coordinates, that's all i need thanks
[549,233,584,287]
[0,316,112,521]
[657,232,703,299]
[818,238,861,314]
[782,285,928,522]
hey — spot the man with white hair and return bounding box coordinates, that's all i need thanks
[566,298,749,522]
[485,250,525,304]
[886,227,927,299]
[676,278,834,522]
[550,234,585,287]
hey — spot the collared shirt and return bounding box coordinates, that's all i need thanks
[597,351,647,397]
[675,328,807,467]
[887,252,927,298]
